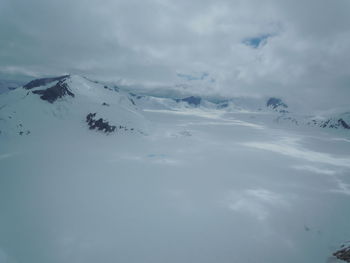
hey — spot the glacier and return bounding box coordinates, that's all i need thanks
[0,75,349,263]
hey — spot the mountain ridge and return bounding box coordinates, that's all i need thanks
[0,75,349,139]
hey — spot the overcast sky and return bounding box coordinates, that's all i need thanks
[1,0,350,110]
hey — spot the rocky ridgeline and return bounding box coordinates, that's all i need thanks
[32,79,75,103]
[308,118,350,130]
[24,75,70,90]
[22,75,75,103]
[333,242,350,262]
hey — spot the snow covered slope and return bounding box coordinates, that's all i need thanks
[1,75,350,263]
[130,93,350,132]
[263,98,350,132]
[0,75,148,138]
[0,79,25,94]
[1,75,348,140]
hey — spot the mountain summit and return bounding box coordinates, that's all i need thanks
[0,75,147,137]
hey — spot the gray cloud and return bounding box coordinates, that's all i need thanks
[1,0,350,110]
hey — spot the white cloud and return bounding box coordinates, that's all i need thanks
[1,0,350,110]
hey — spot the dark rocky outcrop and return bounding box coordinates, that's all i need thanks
[19,130,30,136]
[339,119,350,129]
[129,98,136,105]
[32,80,74,103]
[129,92,144,99]
[308,118,350,130]
[333,243,350,262]
[23,75,70,90]
[86,113,116,133]
[267,98,288,110]
[104,85,120,92]
[217,103,229,109]
[176,96,202,106]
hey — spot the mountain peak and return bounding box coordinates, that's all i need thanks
[23,75,70,90]
[0,74,147,137]
[31,79,75,103]
[175,96,202,106]
[266,97,288,109]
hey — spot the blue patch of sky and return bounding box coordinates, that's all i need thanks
[177,72,209,81]
[243,34,272,48]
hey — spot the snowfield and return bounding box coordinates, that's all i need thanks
[0,76,349,263]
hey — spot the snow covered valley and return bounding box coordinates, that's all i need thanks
[0,76,350,263]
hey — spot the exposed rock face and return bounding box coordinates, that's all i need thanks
[217,102,229,109]
[86,113,116,133]
[32,80,75,103]
[129,98,136,105]
[339,119,350,129]
[103,85,119,92]
[333,243,350,262]
[267,97,288,110]
[308,118,350,130]
[129,92,144,99]
[176,96,202,106]
[23,75,70,90]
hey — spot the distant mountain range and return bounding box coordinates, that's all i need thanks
[0,75,349,138]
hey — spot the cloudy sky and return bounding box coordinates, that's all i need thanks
[1,0,350,110]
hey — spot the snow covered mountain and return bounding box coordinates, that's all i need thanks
[1,75,349,141]
[264,98,350,131]
[0,75,148,138]
[130,92,350,132]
